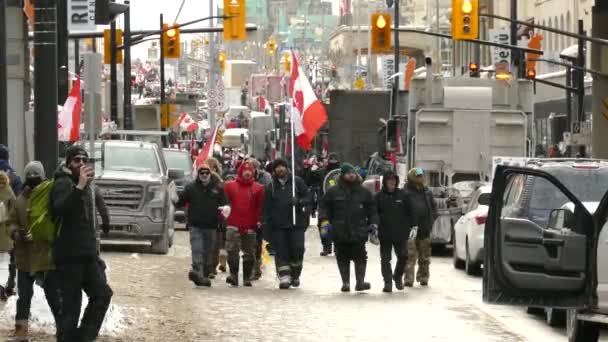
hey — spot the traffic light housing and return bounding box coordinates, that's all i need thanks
[526,69,536,80]
[266,37,277,55]
[223,0,246,41]
[469,62,479,77]
[103,29,123,65]
[95,0,129,25]
[452,0,478,40]
[219,52,226,72]
[526,33,543,80]
[163,24,181,59]
[371,13,392,53]
[283,53,292,73]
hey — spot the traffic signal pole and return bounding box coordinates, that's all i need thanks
[123,0,132,130]
[208,0,216,129]
[591,0,608,159]
[57,0,68,105]
[391,0,399,118]
[159,13,166,129]
[110,10,118,123]
[0,0,6,146]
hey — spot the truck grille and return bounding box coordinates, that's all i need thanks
[97,183,144,210]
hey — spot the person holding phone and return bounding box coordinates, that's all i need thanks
[46,145,113,342]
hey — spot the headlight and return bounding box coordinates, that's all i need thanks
[147,185,165,202]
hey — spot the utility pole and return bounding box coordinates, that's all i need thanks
[576,19,585,123]
[123,0,132,130]
[510,0,518,77]
[56,0,68,104]
[208,0,216,129]
[0,0,7,146]
[591,0,608,158]
[159,13,166,128]
[110,2,118,123]
[34,0,59,175]
[391,0,400,117]
[74,39,80,78]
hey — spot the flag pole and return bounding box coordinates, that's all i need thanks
[290,104,297,226]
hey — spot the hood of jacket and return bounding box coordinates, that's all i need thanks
[236,161,256,185]
[381,171,399,193]
[0,171,14,201]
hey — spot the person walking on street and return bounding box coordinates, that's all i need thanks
[47,145,113,342]
[177,162,228,287]
[319,163,378,292]
[248,158,272,281]
[0,145,22,300]
[318,154,341,257]
[223,161,265,287]
[206,157,228,276]
[375,171,413,293]
[0,171,16,300]
[403,167,437,287]
[7,161,55,339]
[263,159,311,289]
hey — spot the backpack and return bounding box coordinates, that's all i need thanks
[28,180,61,243]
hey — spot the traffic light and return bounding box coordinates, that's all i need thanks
[95,0,129,25]
[283,53,292,73]
[526,33,543,80]
[371,13,392,53]
[103,29,123,65]
[452,0,478,40]
[219,52,226,72]
[223,0,246,41]
[266,37,277,55]
[526,68,536,80]
[162,24,181,59]
[469,62,479,77]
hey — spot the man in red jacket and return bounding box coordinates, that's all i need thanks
[223,161,265,287]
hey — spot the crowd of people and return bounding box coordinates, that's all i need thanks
[0,142,438,340]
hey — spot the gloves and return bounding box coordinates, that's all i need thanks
[220,205,231,219]
[319,220,331,238]
[409,226,418,240]
[368,224,379,245]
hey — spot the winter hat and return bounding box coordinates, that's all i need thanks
[272,158,289,171]
[340,163,357,175]
[197,162,211,172]
[0,144,8,161]
[65,145,88,164]
[24,161,45,179]
[0,171,8,188]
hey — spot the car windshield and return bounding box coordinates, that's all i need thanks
[164,151,192,172]
[103,146,160,174]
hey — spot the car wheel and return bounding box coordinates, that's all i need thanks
[453,234,465,270]
[151,229,170,255]
[546,308,566,327]
[567,309,600,342]
[465,240,481,276]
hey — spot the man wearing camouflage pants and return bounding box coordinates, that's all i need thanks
[403,167,437,287]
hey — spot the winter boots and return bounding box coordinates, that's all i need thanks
[188,264,211,287]
[226,257,240,287]
[383,282,392,293]
[13,323,29,341]
[291,264,303,288]
[337,259,350,292]
[218,249,228,273]
[320,243,332,256]
[243,260,253,287]
[279,275,292,290]
[354,261,370,292]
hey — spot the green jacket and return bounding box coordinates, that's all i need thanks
[9,186,54,272]
[0,185,15,253]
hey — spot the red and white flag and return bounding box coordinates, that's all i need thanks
[57,76,82,142]
[177,112,199,132]
[193,124,220,175]
[288,50,328,150]
[258,96,271,112]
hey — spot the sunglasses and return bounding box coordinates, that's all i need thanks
[72,156,88,164]
[199,170,210,175]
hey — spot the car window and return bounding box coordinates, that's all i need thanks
[164,151,192,172]
[502,175,525,217]
[103,146,160,174]
[467,190,481,212]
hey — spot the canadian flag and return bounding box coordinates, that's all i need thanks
[57,76,82,142]
[289,50,328,150]
[258,96,271,113]
[177,112,199,132]
[192,124,220,176]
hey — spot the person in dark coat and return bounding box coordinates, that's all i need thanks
[263,159,311,289]
[318,153,341,256]
[319,163,378,292]
[403,167,438,287]
[375,171,413,292]
[177,162,228,287]
[47,145,112,342]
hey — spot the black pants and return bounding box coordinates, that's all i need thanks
[7,248,16,289]
[380,239,407,284]
[45,258,113,342]
[271,227,305,279]
[334,241,367,263]
[16,270,35,324]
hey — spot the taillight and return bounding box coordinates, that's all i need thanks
[374,179,381,192]
[475,214,487,225]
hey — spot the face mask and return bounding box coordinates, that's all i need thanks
[25,177,43,188]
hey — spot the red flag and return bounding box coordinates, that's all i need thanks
[193,125,219,175]
[177,112,199,132]
[57,77,81,142]
[289,51,327,150]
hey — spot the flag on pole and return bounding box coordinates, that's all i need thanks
[258,96,271,113]
[193,124,220,175]
[177,112,199,132]
[57,76,82,142]
[289,50,328,150]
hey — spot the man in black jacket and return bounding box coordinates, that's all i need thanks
[375,171,413,293]
[263,159,311,289]
[48,145,112,342]
[319,163,378,292]
[177,162,228,287]
[403,167,438,287]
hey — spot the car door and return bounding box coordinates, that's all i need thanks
[483,165,596,310]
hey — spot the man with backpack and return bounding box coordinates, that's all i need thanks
[46,145,113,342]
[7,161,55,339]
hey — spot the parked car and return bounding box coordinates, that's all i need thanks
[89,140,182,254]
[484,158,608,342]
[453,183,491,275]
[163,148,193,223]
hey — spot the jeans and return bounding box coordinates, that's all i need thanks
[380,239,407,284]
[45,258,113,342]
[189,226,217,275]
[271,227,305,279]
[16,270,35,325]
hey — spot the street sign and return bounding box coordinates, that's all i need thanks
[490,29,511,74]
[381,56,395,90]
[354,78,365,90]
[208,99,218,110]
[208,89,218,99]
[68,0,96,32]
[572,121,581,134]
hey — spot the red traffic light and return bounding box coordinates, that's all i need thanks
[469,62,479,71]
[526,69,536,79]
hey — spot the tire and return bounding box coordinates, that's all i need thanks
[465,240,481,276]
[151,228,170,255]
[567,309,600,342]
[545,308,566,327]
[453,234,465,270]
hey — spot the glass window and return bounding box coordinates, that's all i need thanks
[103,146,160,174]
[164,151,192,172]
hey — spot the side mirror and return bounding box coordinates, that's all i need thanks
[478,193,491,206]
[548,209,575,230]
[168,168,185,180]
